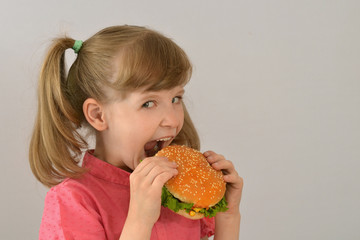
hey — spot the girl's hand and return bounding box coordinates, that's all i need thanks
[127,156,178,226]
[204,151,243,215]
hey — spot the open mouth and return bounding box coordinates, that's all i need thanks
[144,137,172,157]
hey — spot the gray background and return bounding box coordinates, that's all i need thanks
[1,0,359,239]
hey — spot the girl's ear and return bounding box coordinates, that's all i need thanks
[83,98,107,131]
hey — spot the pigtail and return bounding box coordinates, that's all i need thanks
[29,38,87,187]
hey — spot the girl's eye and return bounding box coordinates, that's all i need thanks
[172,96,182,104]
[142,101,155,108]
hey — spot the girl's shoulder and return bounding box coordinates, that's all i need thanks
[45,175,96,205]
[40,175,109,239]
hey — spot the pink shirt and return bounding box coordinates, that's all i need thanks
[39,151,215,240]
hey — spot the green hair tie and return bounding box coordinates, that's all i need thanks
[72,40,83,54]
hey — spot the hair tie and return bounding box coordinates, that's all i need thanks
[72,40,83,54]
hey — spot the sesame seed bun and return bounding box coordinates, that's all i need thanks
[156,145,226,219]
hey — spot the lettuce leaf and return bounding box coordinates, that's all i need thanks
[161,187,194,212]
[161,187,228,218]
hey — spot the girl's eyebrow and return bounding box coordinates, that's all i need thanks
[137,89,185,103]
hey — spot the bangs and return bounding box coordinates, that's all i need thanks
[112,31,192,92]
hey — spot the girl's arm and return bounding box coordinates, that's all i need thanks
[214,211,241,239]
[204,151,244,240]
[119,156,178,240]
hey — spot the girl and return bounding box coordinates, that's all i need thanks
[29,25,243,240]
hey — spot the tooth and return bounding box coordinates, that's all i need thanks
[157,137,171,142]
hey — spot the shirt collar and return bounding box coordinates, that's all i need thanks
[83,150,130,186]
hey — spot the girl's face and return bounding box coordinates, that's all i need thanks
[95,85,185,172]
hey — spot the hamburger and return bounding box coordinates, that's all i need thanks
[156,145,228,219]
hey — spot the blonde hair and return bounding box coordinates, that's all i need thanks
[29,25,200,188]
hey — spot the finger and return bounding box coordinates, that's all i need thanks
[211,159,235,173]
[203,150,217,159]
[144,164,178,186]
[223,173,243,186]
[203,150,214,157]
[204,152,226,164]
[152,171,178,189]
[131,158,176,188]
[135,156,168,171]
[134,156,174,176]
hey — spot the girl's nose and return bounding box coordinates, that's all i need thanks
[160,106,182,128]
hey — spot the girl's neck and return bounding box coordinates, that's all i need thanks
[93,134,133,172]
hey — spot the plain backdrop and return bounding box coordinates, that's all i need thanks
[1,0,359,239]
